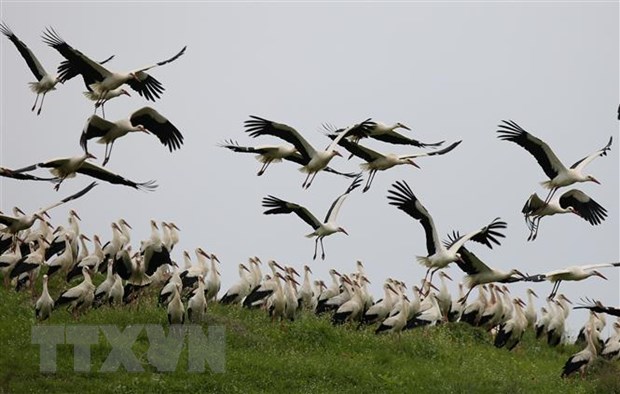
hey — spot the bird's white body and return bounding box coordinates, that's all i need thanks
[167,285,185,325]
[35,275,54,320]
[188,277,208,323]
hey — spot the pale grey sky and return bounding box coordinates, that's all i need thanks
[0,2,618,335]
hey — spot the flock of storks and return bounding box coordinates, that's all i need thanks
[0,22,618,379]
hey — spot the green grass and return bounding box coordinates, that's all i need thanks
[1,279,619,393]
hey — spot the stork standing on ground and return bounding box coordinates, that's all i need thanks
[35,274,54,320]
[54,266,95,318]
[387,180,507,283]
[262,176,362,260]
[561,327,597,378]
[81,107,184,166]
[497,120,612,204]
[521,189,607,241]
[245,116,372,188]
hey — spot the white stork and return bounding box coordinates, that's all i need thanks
[218,140,358,179]
[35,274,54,320]
[326,132,462,192]
[187,276,208,323]
[497,120,612,203]
[494,298,528,350]
[243,260,284,308]
[54,266,95,318]
[219,263,252,305]
[262,176,361,260]
[15,154,157,191]
[530,263,619,299]
[335,120,445,148]
[245,116,372,188]
[1,22,58,114]
[375,293,410,335]
[387,180,507,283]
[561,327,597,378]
[42,27,186,106]
[447,244,525,304]
[522,189,607,241]
[0,183,95,236]
[167,284,185,325]
[81,107,184,166]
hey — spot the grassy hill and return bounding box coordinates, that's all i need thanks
[0,279,618,393]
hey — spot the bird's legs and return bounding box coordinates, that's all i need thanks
[257,160,272,176]
[548,281,561,299]
[302,173,312,188]
[304,172,319,189]
[543,187,558,205]
[102,142,115,166]
[31,93,40,112]
[37,93,46,115]
[53,176,67,191]
[363,170,377,193]
[458,285,475,304]
[320,237,326,260]
[313,238,319,260]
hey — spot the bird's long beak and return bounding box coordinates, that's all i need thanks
[87,153,97,160]
[340,228,349,236]
[596,272,608,280]
[81,234,91,242]
[591,177,601,185]
[334,150,343,158]
[42,211,52,220]
[15,207,26,216]
[71,210,82,221]
[530,289,539,298]
[170,223,180,231]
[408,159,421,169]
[211,254,220,263]
[273,261,284,271]
[400,124,411,131]
[428,282,439,292]
[443,272,453,281]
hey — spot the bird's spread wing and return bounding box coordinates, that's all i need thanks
[0,22,47,80]
[42,27,110,84]
[326,119,375,153]
[58,54,115,85]
[245,116,316,162]
[387,180,440,256]
[445,217,507,251]
[574,298,620,317]
[218,140,263,154]
[399,140,463,159]
[570,136,613,171]
[521,192,545,215]
[262,196,321,230]
[373,131,444,148]
[128,46,187,101]
[324,175,362,223]
[80,115,116,152]
[497,120,565,180]
[0,214,18,227]
[559,189,607,225]
[0,167,58,182]
[77,162,157,191]
[38,182,97,214]
[326,133,382,163]
[130,107,184,151]
[450,243,491,275]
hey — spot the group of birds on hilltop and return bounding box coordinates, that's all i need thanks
[1,22,619,380]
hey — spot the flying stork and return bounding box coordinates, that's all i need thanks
[218,140,358,179]
[42,27,186,106]
[245,116,372,188]
[521,189,607,241]
[1,22,117,115]
[325,131,462,192]
[262,175,362,260]
[497,120,612,203]
[0,182,95,237]
[575,298,620,317]
[333,120,445,148]
[526,262,620,299]
[387,180,507,282]
[81,107,184,166]
[14,153,157,191]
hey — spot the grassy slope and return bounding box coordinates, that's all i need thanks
[1,279,619,394]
